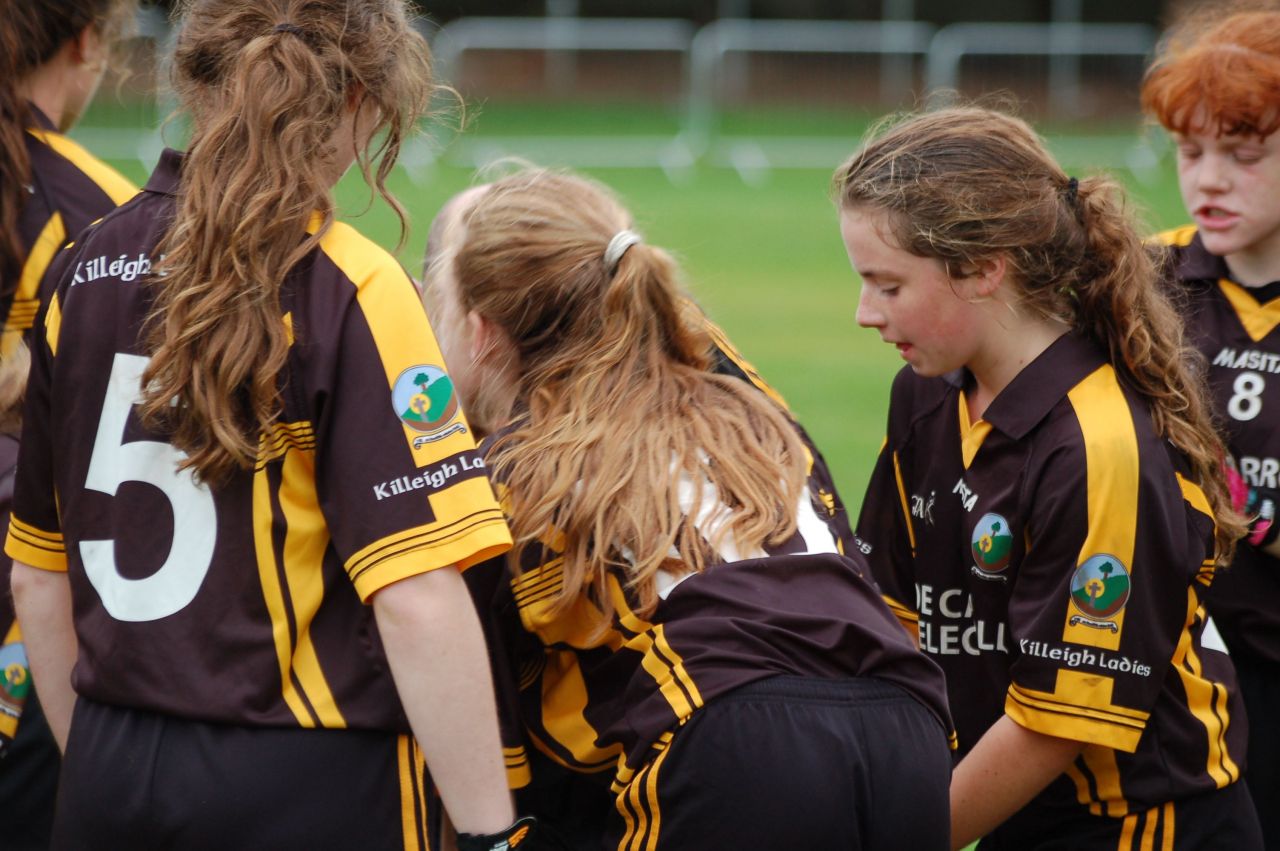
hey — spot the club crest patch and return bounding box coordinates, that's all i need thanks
[391,365,466,447]
[0,643,30,708]
[1069,554,1131,631]
[970,512,1013,578]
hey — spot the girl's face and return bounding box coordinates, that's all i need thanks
[842,207,985,378]
[1175,126,1280,282]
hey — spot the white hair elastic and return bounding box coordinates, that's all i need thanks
[604,229,642,272]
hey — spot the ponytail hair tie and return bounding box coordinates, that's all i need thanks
[273,22,306,36]
[1065,176,1080,206]
[604,229,642,273]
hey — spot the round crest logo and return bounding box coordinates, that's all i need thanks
[392,365,459,435]
[1070,554,1131,620]
[0,644,30,703]
[970,512,1013,574]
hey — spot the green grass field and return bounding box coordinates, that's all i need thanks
[82,100,1190,517]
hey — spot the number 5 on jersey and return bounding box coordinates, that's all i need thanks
[80,353,216,622]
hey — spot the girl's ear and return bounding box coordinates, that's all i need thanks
[970,254,1008,299]
[467,310,516,370]
[71,25,106,70]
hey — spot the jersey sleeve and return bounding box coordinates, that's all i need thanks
[856,434,919,633]
[311,231,511,602]
[1003,419,1196,753]
[3,249,77,572]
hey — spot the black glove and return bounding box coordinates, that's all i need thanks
[456,816,538,851]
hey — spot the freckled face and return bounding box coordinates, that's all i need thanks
[1175,126,1280,276]
[842,207,984,377]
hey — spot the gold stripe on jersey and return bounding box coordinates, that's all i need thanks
[1006,673,1149,752]
[881,593,919,627]
[343,480,509,601]
[283,311,295,346]
[892,450,917,556]
[4,515,67,572]
[255,421,317,469]
[1172,591,1239,788]
[1151,225,1197,248]
[1,212,66,357]
[253,463,315,726]
[26,128,137,206]
[1062,365,1138,651]
[698,308,789,410]
[1081,746,1128,817]
[608,576,705,722]
[1218,279,1280,342]
[957,393,993,469]
[276,447,346,727]
[313,219,478,468]
[44,291,62,356]
[537,652,625,771]
[504,745,532,788]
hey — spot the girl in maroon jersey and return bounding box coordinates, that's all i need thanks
[1143,7,1280,847]
[841,105,1259,849]
[0,3,137,848]
[6,2,531,849]
[424,167,954,850]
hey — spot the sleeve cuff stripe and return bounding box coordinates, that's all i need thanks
[348,511,507,583]
[7,527,66,554]
[1007,687,1149,729]
[8,517,64,545]
[346,508,505,578]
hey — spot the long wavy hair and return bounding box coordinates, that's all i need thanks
[139,0,432,484]
[834,106,1245,562]
[447,169,807,623]
[1142,3,1280,138]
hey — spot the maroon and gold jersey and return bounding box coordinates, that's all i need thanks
[1158,226,1280,666]
[857,332,1245,816]
[1,105,135,362]
[470,422,953,793]
[3,149,511,732]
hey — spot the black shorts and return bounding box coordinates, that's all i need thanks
[1230,647,1280,851]
[979,777,1263,851]
[53,698,438,851]
[605,675,952,851]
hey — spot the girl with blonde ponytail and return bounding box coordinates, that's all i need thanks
[425,167,953,849]
[840,105,1261,849]
[5,3,532,848]
[0,2,137,847]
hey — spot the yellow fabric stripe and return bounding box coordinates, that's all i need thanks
[1139,805,1158,851]
[44,292,62,356]
[414,740,430,851]
[1171,591,1238,787]
[347,513,511,602]
[1082,746,1129,817]
[892,450,917,555]
[398,735,421,851]
[1151,225,1197,248]
[609,577,703,720]
[4,519,68,573]
[1218,279,1280,342]
[1005,679,1146,753]
[881,593,919,625]
[2,622,19,645]
[1064,762,1096,812]
[252,465,314,726]
[504,745,532,789]
[1175,473,1212,520]
[1063,365,1139,651]
[539,652,623,770]
[7,516,63,545]
[315,220,479,468]
[1162,802,1174,851]
[27,128,137,205]
[1118,813,1139,850]
[14,213,65,324]
[640,738,673,851]
[957,393,993,469]
[278,448,346,727]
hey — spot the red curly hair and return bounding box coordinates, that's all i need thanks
[1142,5,1280,138]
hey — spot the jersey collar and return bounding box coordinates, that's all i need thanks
[945,332,1108,441]
[143,148,185,196]
[27,103,57,132]
[1173,230,1232,283]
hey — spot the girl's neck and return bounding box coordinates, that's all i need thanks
[965,318,1069,421]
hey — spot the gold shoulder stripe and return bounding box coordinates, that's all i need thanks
[697,305,789,409]
[891,449,918,556]
[1171,590,1239,788]
[4,213,66,341]
[1150,225,1197,248]
[44,292,62,356]
[27,128,137,205]
[1175,473,1212,520]
[1062,365,1139,651]
[957,392,993,469]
